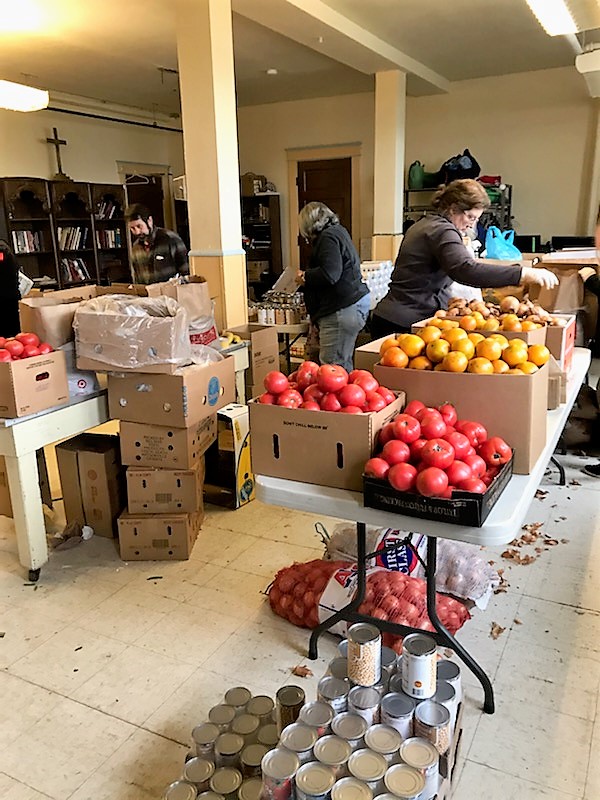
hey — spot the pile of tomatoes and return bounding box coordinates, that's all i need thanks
[258,362,396,413]
[364,400,512,499]
[0,332,54,362]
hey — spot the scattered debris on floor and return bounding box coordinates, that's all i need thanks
[74,646,82,652]
[501,521,570,565]
[513,618,522,625]
[147,576,163,581]
[490,622,505,639]
[535,489,549,500]
[291,665,313,678]
[570,479,582,486]
[493,568,509,594]
[0,632,5,638]
[50,521,94,551]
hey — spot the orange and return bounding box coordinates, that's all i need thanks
[379,337,401,356]
[426,338,450,363]
[475,338,502,361]
[509,337,528,350]
[459,315,478,331]
[506,368,525,375]
[437,319,460,331]
[502,345,529,368]
[482,318,500,331]
[501,314,522,332]
[527,344,550,367]
[399,334,426,358]
[517,361,539,374]
[521,320,538,332]
[468,332,485,346]
[420,325,443,344]
[441,351,469,373]
[380,346,409,369]
[487,333,509,350]
[467,357,494,374]
[429,318,445,329]
[471,311,485,326]
[409,356,434,370]
[491,359,510,374]
[451,338,475,359]
[441,328,468,345]
[434,363,445,371]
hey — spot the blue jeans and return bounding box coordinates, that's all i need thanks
[318,293,371,372]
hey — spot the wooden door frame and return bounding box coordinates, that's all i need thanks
[116,161,175,230]
[286,143,362,270]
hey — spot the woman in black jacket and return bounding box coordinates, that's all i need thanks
[0,240,21,338]
[296,202,370,372]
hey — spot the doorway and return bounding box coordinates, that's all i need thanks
[124,173,165,227]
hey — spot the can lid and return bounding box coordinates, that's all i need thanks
[209,704,236,727]
[241,744,269,768]
[225,687,252,708]
[299,701,334,729]
[277,685,305,708]
[210,768,243,795]
[348,686,381,710]
[415,700,450,728]
[163,780,198,800]
[232,714,260,736]
[432,680,456,705]
[347,749,387,781]
[261,747,300,780]
[398,737,439,770]
[279,722,318,753]
[331,777,373,800]
[381,692,415,718]
[238,778,263,800]
[384,765,426,798]
[348,622,381,645]
[257,723,279,747]
[314,735,352,765]
[246,695,275,718]
[380,647,397,668]
[192,723,220,745]
[183,757,215,783]
[318,676,349,701]
[295,762,336,794]
[197,793,225,800]
[215,732,245,756]
[328,657,348,681]
[364,724,402,755]
[337,639,349,658]
[388,674,404,694]
[436,659,460,682]
[331,713,368,741]
[402,634,436,657]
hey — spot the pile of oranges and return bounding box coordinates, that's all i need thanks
[426,313,541,333]
[379,326,551,374]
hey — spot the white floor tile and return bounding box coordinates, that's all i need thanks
[0,773,53,800]
[226,537,324,578]
[0,673,62,749]
[0,604,68,668]
[454,761,582,799]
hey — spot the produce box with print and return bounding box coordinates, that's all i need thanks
[0,350,68,418]
[204,403,254,509]
[126,459,205,514]
[119,416,216,469]
[118,510,203,561]
[544,314,576,373]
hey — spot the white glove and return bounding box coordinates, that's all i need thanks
[520,267,559,290]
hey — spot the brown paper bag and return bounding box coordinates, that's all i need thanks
[146,277,213,322]
[528,264,585,313]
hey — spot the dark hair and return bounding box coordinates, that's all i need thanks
[125,203,152,223]
[431,179,490,213]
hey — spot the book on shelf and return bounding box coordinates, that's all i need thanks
[11,229,43,253]
[96,200,119,220]
[95,228,122,248]
[60,257,91,283]
[57,226,89,250]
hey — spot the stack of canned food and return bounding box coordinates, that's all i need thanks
[254,291,307,326]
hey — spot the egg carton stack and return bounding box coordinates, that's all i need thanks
[360,261,394,310]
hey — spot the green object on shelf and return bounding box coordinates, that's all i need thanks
[485,187,502,204]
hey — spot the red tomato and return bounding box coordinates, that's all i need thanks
[296,361,320,391]
[15,332,40,348]
[419,413,448,440]
[442,431,471,460]
[276,388,303,408]
[381,439,411,466]
[258,392,276,404]
[288,370,298,383]
[404,399,425,417]
[446,460,473,486]
[455,420,488,447]
[457,477,487,494]
[320,393,342,412]
[22,345,41,358]
[464,454,487,479]
[377,422,396,447]
[477,436,512,466]
[300,400,320,411]
[37,342,54,354]
[376,386,395,405]
[364,457,391,480]
[0,337,6,348]
[414,406,442,422]
[264,370,289,395]
[352,373,379,395]
[303,384,325,404]
[338,383,367,408]
[388,462,418,492]
[440,484,456,499]
[340,405,363,414]
[416,467,449,497]
[392,414,422,443]
[4,339,24,358]
[409,438,428,461]
[420,438,455,469]
[317,364,349,393]
[366,394,386,413]
[0,348,12,362]
[438,402,458,427]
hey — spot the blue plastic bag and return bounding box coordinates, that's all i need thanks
[485,226,522,260]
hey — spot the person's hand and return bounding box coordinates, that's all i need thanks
[295,269,305,285]
[520,267,559,290]
[579,267,597,283]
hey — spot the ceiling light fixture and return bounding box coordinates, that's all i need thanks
[0,79,49,112]
[525,0,577,36]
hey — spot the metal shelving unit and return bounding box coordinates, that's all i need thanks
[403,185,513,230]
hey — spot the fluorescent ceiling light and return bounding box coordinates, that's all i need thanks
[0,79,49,112]
[525,0,577,36]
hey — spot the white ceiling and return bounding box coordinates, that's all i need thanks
[0,0,586,118]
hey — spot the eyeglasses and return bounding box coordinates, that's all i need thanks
[464,211,482,225]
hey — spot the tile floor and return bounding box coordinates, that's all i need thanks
[0,423,599,797]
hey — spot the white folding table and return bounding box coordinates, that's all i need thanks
[257,347,592,714]
[0,391,109,581]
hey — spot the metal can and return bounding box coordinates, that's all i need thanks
[347,623,381,687]
[261,747,300,800]
[193,722,220,760]
[346,749,387,793]
[295,762,336,800]
[183,757,215,791]
[414,701,451,755]
[241,743,269,778]
[347,686,381,726]
[162,780,198,800]
[257,307,268,325]
[317,676,349,714]
[383,764,426,799]
[210,704,237,732]
[401,634,437,700]
[299,701,334,736]
[430,681,458,733]
[380,692,415,740]
[330,713,368,751]
[276,685,306,734]
[313,735,352,778]
[381,647,398,682]
[225,687,252,714]
[327,657,349,682]
[210,768,243,800]
[331,777,373,800]
[238,778,263,800]
[258,723,279,748]
[246,695,275,723]
[436,660,462,704]
[279,722,318,765]
[337,639,349,658]
[198,793,225,800]
[231,713,260,743]
[387,673,404,695]
[363,725,402,764]
[215,732,245,768]
[398,737,439,799]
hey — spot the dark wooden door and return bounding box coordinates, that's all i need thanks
[125,174,165,226]
[297,158,352,269]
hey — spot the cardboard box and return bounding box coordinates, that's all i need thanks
[126,460,205,514]
[229,324,279,391]
[249,394,405,491]
[108,357,236,428]
[204,403,255,509]
[354,339,384,372]
[119,416,217,468]
[56,433,126,538]
[547,356,567,410]
[545,314,576,373]
[118,511,202,561]
[411,318,547,345]
[0,450,53,518]
[373,363,548,475]
[0,351,69,418]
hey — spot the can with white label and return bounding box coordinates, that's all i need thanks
[295,762,336,800]
[261,747,300,800]
[380,692,415,740]
[318,676,349,714]
[436,659,462,704]
[401,634,437,700]
[331,713,368,751]
[347,686,381,727]
[398,737,439,799]
[299,701,334,737]
[347,623,381,687]
[327,657,349,682]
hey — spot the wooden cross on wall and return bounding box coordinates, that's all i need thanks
[46,127,72,180]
